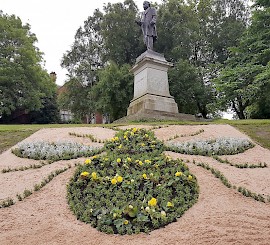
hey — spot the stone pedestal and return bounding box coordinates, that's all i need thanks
[127,50,180,117]
[112,50,197,123]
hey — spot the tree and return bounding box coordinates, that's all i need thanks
[30,93,60,124]
[57,78,95,122]
[61,9,105,120]
[91,62,133,121]
[61,1,142,120]
[101,0,144,65]
[169,59,216,117]
[155,0,249,118]
[0,12,53,118]
[216,0,270,119]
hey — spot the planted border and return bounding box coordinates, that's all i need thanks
[193,161,270,203]
[0,166,71,208]
[213,155,267,168]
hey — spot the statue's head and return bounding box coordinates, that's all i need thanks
[143,1,150,10]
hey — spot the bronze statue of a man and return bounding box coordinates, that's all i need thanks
[135,1,157,50]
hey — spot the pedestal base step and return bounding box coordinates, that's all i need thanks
[114,109,197,123]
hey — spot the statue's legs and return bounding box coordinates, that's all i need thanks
[144,35,154,50]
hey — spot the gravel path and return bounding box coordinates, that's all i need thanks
[0,125,269,245]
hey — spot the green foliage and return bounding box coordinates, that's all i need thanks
[168,60,216,117]
[216,1,270,118]
[1,161,47,173]
[91,62,133,121]
[30,92,60,124]
[101,0,144,65]
[0,12,57,120]
[213,155,267,169]
[104,127,164,155]
[156,0,248,117]
[67,128,199,234]
[60,0,250,118]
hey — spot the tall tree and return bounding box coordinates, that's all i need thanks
[0,12,56,121]
[216,0,270,119]
[101,0,144,65]
[156,0,248,117]
[61,9,104,119]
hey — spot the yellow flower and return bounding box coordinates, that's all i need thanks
[139,161,143,166]
[142,173,147,179]
[167,202,174,208]
[80,171,90,177]
[127,157,132,162]
[132,128,137,133]
[115,136,119,141]
[116,158,121,163]
[141,143,145,147]
[123,220,129,225]
[124,135,128,140]
[148,197,157,207]
[175,171,183,177]
[91,155,97,159]
[111,178,117,185]
[118,144,122,149]
[84,159,91,164]
[144,160,151,164]
[145,134,149,138]
[91,172,97,180]
[117,176,123,183]
[188,175,193,180]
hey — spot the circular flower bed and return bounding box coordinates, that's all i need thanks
[67,128,199,235]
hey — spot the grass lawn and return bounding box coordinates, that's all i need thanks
[0,119,270,153]
[214,119,270,149]
[0,124,91,153]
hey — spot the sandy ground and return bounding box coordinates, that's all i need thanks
[0,124,269,245]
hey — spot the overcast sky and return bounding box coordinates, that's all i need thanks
[1,0,162,86]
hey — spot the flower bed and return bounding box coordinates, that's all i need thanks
[167,137,254,156]
[12,141,102,161]
[67,128,199,235]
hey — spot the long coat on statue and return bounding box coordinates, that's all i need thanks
[141,7,157,41]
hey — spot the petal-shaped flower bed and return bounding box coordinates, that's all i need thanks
[67,128,199,235]
[12,141,102,161]
[168,137,254,156]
